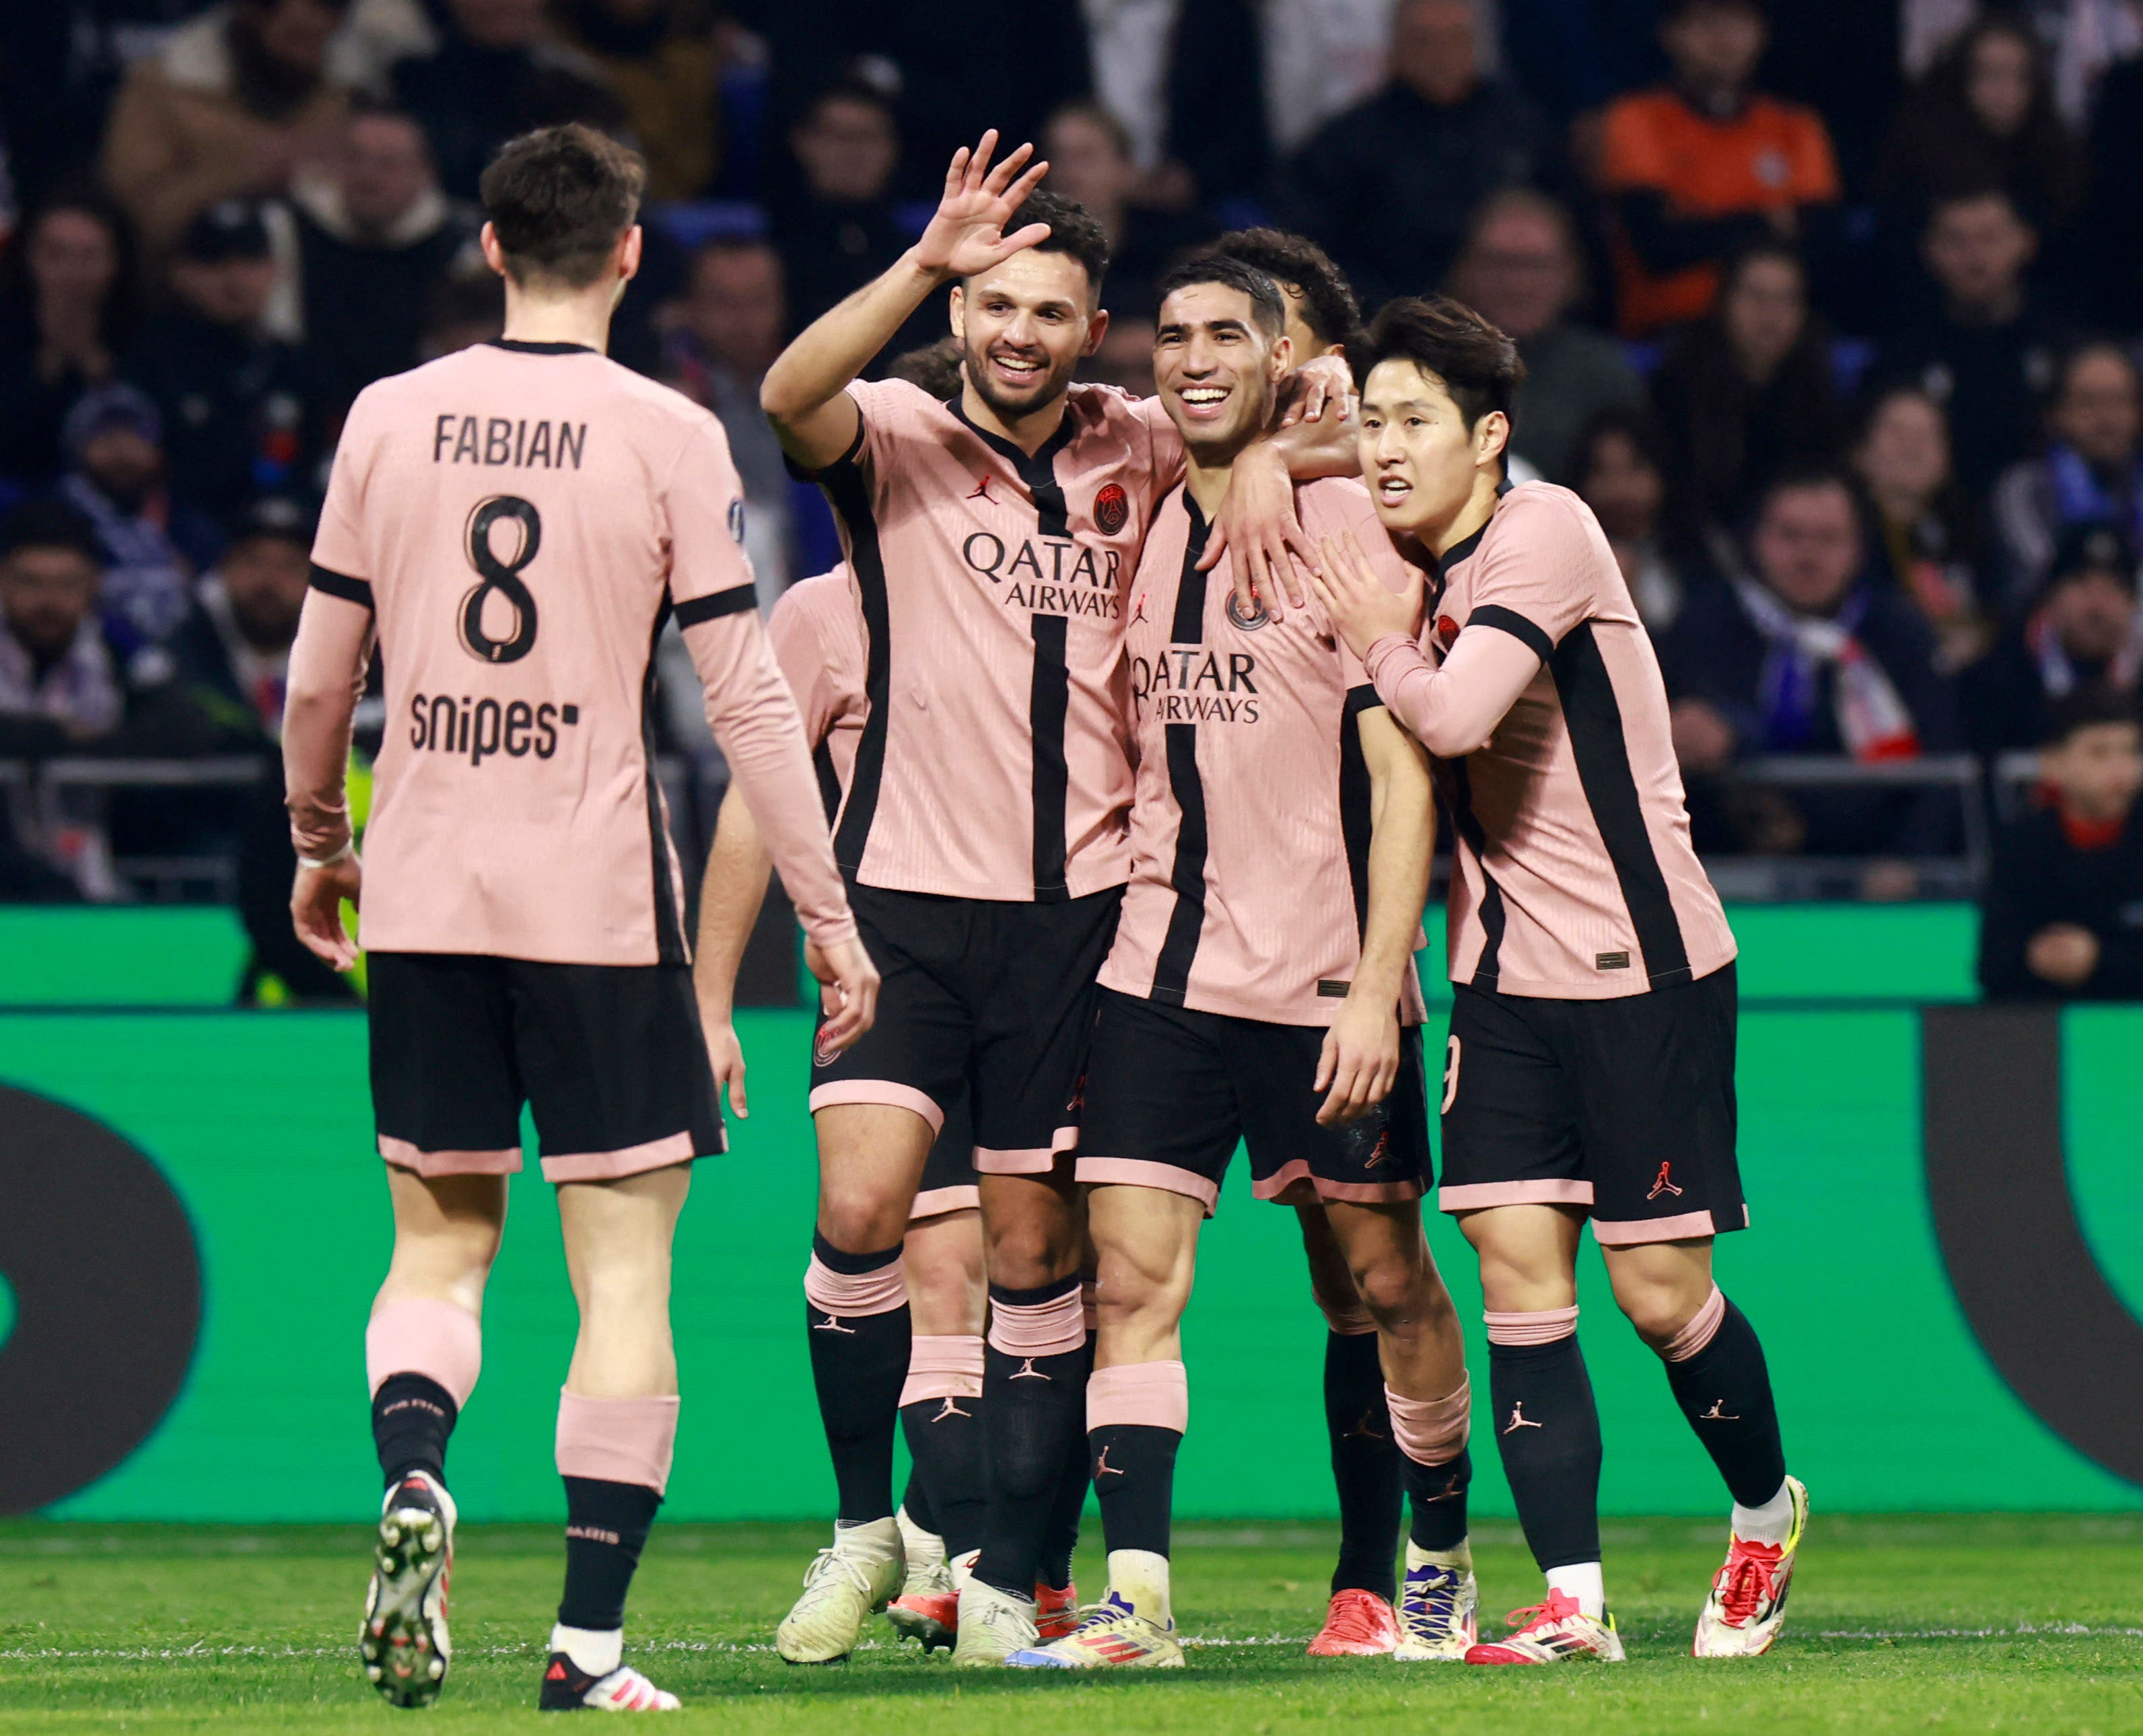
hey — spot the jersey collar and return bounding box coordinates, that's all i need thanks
[488,338,598,355]
[1436,478,1514,575]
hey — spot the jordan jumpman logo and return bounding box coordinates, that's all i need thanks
[812,1313,855,1334]
[1503,1402,1544,1434]
[1010,1359,1049,1381]
[932,1396,973,1422]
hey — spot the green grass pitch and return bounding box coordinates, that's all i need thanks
[2,1516,2137,1733]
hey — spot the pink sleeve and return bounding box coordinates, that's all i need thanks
[1464,491,1601,652]
[1364,627,1547,759]
[765,575,861,750]
[282,588,375,857]
[680,609,857,947]
[310,393,374,579]
[664,415,759,612]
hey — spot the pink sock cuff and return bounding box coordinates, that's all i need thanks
[1318,1296,1377,1336]
[804,1252,908,1318]
[987,1284,1087,1359]
[555,1391,680,1495]
[1484,1305,1579,1346]
[1386,1377,1471,1466]
[1087,1361,1189,1434]
[901,1334,985,1407]
[1080,1280,1098,1332]
[1658,1285,1726,1363]
[365,1299,482,1407]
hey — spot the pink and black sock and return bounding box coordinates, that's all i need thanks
[365,1299,481,1490]
[553,1392,678,1638]
[1654,1287,1787,1508]
[1485,1307,1602,1572]
[1037,1326,1097,1589]
[804,1233,912,1525]
[1323,1324,1403,1600]
[973,1276,1087,1597]
[1386,1379,1473,1555]
[1087,1361,1188,1562]
[898,1334,985,1558]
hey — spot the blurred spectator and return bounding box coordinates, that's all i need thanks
[664,239,794,601]
[127,201,318,525]
[2083,28,2143,324]
[0,501,125,753]
[389,0,621,201]
[163,494,314,744]
[1851,382,1988,674]
[1594,0,1839,336]
[1876,13,2084,239]
[1209,227,1363,357]
[1989,340,2143,615]
[1878,188,2064,501]
[555,0,722,199]
[1041,101,1211,320]
[886,336,966,397]
[1664,467,1963,865]
[1261,0,1406,155]
[1963,520,2142,758]
[1649,239,1842,552]
[773,80,914,336]
[100,0,355,256]
[55,385,221,653]
[0,191,141,489]
[1978,687,2143,1000]
[288,106,469,423]
[1572,407,1691,635]
[1446,189,1644,484]
[418,270,507,360]
[1279,0,1550,310]
[1084,314,1159,398]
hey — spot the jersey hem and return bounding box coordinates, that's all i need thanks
[1453,945,1738,1002]
[847,862,1131,903]
[1096,962,1428,1028]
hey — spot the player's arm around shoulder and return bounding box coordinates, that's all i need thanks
[1317,702,1434,1126]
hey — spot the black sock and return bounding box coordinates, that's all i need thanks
[372,1374,457,1489]
[1662,1296,1787,1509]
[1037,1330,1096,1589]
[900,1391,986,1558]
[805,1234,911,1525]
[1323,1330,1403,1601]
[1090,1424,1180,1559]
[1401,1445,1471,1554]
[901,1463,938,1536]
[1488,1335,1603,1571]
[557,1476,660,1632]
[972,1278,1087,1597]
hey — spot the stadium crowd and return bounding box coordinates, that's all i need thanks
[0,0,2139,1001]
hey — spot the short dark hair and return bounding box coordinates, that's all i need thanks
[1572,404,1668,481]
[0,499,100,565]
[1156,254,1285,337]
[1351,295,1524,430]
[887,336,966,398]
[975,190,1110,297]
[1925,182,2028,230]
[2044,685,2142,748]
[479,124,645,289]
[1753,463,1862,533]
[1210,228,1361,349]
[800,78,895,130]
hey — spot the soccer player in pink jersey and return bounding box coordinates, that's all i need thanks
[1314,296,1807,1665]
[757,133,1357,1665]
[279,124,877,1714]
[1007,256,1477,1671]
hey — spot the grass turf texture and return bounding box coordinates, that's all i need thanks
[0,1517,2136,1733]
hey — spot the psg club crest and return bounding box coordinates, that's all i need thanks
[1092,482,1129,536]
[1227,591,1271,631]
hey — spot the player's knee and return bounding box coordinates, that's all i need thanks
[815,1189,909,1257]
[985,1219,1078,1291]
[1350,1254,1450,1337]
[391,1214,502,1293]
[1092,1264,1187,1338]
[1611,1272,1708,1346]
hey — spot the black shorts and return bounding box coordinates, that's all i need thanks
[810,883,1123,1174]
[1074,988,1432,1216]
[1438,962,1744,1245]
[369,952,724,1184]
[912,1091,979,1221]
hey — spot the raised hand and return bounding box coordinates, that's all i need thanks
[912,130,1053,281]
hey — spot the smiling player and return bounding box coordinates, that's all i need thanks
[1313,295,1806,1665]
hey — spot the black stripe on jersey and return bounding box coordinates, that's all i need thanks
[1152,499,1214,1005]
[1469,603,1553,663]
[641,603,688,966]
[812,740,842,825]
[1339,685,1380,939]
[1548,622,1691,986]
[1442,758,1508,987]
[309,564,373,609]
[1029,614,1072,900]
[672,584,758,627]
[814,458,891,874]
